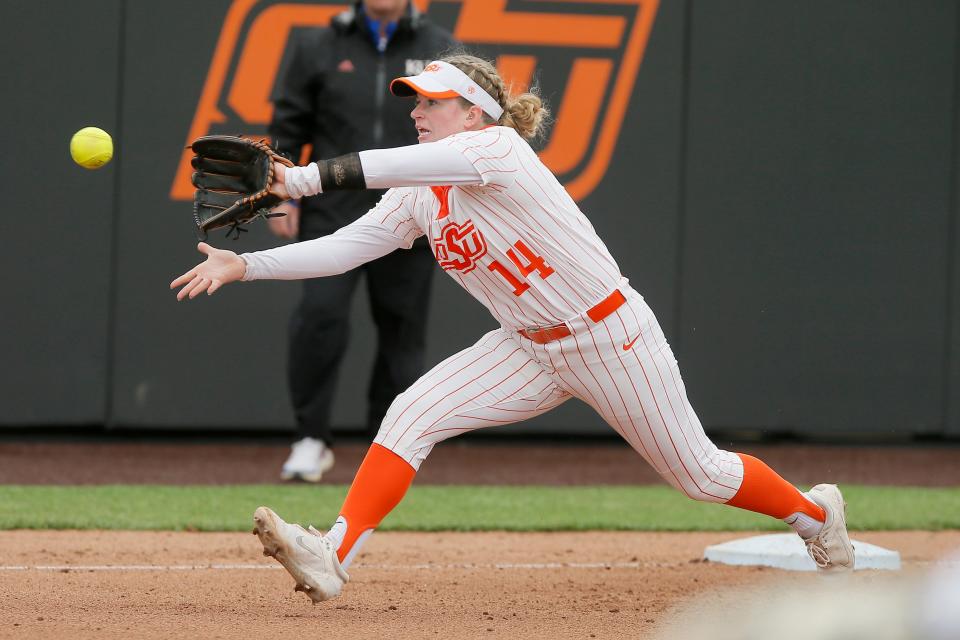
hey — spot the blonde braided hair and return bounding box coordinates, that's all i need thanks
[441,53,550,141]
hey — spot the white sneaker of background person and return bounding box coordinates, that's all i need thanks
[281,437,335,482]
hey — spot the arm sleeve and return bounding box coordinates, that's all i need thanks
[358,143,483,188]
[438,128,518,184]
[283,143,484,197]
[240,189,424,281]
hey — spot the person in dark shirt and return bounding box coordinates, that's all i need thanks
[268,0,457,481]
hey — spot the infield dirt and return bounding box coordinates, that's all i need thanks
[3,530,959,639]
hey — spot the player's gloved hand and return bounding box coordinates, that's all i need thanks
[170,242,246,301]
[190,135,295,239]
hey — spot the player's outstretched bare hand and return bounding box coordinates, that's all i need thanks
[170,242,246,301]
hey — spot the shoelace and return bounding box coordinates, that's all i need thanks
[297,524,335,554]
[806,540,831,568]
[291,522,325,541]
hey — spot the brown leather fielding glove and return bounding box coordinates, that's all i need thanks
[189,135,295,239]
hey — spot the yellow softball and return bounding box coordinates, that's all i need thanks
[70,126,113,169]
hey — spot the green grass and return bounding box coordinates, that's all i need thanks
[0,485,957,531]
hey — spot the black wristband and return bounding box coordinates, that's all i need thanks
[317,152,366,191]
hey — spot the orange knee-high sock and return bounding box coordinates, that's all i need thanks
[334,443,416,563]
[725,453,825,521]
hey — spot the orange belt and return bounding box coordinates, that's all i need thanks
[518,290,626,345]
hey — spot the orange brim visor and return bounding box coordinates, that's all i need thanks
[389,61,504,121]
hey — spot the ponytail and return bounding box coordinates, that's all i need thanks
[441,53,551,140]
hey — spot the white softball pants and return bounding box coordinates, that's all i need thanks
[373,286,744,502]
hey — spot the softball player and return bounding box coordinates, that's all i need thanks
[172,54,854,603]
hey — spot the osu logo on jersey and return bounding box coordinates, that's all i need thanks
[171,0,659,203]
[433,220,488,273]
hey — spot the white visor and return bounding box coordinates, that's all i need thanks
[390,60,504,121]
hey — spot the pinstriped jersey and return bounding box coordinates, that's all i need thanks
[369,126,624,329]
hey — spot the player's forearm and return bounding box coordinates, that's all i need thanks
[283,144,482,198]
[240,221,408,281]
[240,237,346,281]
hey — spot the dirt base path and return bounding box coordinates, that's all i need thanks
[2,530,958,640]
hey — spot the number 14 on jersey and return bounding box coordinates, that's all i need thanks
[488,240,554,296]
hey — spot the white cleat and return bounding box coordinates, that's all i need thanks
[252,506,349,603]
[281,437,335,483]
[804,484,855,573]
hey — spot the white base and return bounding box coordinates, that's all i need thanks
[703,533,901,571]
